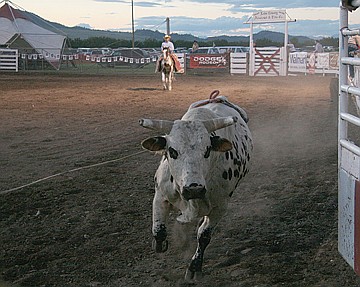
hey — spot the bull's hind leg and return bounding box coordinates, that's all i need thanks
[152,191,170,253]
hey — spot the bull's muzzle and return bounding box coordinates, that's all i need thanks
[182,184,207,201]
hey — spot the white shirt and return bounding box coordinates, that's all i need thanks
[349,35,360,47]
[161,41,174,52]
[314,42,324,53]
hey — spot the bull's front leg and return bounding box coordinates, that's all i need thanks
[152,191,170,253]
[185,207,225,281]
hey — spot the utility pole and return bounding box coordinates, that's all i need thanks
[166,17,170,35]
[131,0,135,48]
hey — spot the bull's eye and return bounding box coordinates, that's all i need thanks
[204,146,211,158]
[168,147,178,159]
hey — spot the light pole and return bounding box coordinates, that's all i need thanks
[131,0,135,49]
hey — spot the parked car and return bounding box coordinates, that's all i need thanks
[190,47,221,54]
[216,46,250,53]
[174,47,188,54]
[77,48,92,55]
[142,48,160,57]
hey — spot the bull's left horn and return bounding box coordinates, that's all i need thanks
[139,118,174,134]
[203,116,238,133]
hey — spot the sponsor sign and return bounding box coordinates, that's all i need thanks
[289,52,307,73]
[329,52,339,70]
[251,10,287,23]
[307,52,316,74]
[190,54,227,69]
[316,53,330,69]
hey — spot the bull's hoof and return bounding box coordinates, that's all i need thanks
[185,268,203,281]
[152,238,168,253]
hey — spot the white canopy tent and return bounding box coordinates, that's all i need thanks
[0,0,67,69]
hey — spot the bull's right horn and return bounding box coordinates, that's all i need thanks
[139,118,174,134]
[203,116,238,133]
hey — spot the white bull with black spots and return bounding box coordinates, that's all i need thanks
[342,0,360,11]
[139,92,253,280]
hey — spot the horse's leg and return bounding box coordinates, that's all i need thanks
[162,71,167,90]
[168,67,174,91]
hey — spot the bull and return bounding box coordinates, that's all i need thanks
[139,91,253,280]
[342,0,360,11]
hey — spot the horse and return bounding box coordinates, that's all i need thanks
[160,47,175,91]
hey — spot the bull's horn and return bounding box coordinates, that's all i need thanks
[203,116,238,133]
[139,118,174,133]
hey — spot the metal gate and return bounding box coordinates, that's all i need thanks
[250,47,286,76]
[338,4,360,276]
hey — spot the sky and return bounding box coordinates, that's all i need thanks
[5,0,360,38]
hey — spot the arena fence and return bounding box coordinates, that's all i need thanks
[338,3,360,276]
[0,47,339,76]
[0,49,18,72]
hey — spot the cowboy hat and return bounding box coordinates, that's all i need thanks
[163,34,171,39]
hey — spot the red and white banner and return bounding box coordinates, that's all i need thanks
[189,54,227,69]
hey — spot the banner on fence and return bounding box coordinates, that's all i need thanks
[289,52,307,73]
[330,52,339,70]
[316,53,330,69]
[288,51,338,75]
[189,54,227,69]
[307,53,316,74]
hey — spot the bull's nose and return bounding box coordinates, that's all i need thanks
[182,184,207,201]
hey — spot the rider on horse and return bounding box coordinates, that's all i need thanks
[156,34,184,73]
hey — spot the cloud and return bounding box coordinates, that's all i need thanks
[93,0,128,2]
[76,23,93,29]
[179,0,339,10]
[133,15,339,38]
[91,0,346,37]
[93,0,162,6]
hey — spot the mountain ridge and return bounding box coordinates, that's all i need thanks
[23,9,321,45]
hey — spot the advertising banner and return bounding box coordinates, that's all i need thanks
[190,54,227,69]
[316,53,330,69]
[289,52,307,73]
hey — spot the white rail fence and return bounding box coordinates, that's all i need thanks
[0,48,339,76]
[0,49,18,72]
[230,52,248,75]
[230,49,338,76]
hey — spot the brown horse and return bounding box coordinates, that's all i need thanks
[160,47,175,91]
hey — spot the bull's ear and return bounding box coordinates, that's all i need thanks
[211,137,233,152]
[141,136,167,151]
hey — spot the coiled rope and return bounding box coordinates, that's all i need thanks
[0,150,147,195]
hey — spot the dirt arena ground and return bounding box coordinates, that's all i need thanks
[1,73,360,287]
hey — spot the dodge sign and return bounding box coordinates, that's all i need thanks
[190,54,227,69]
